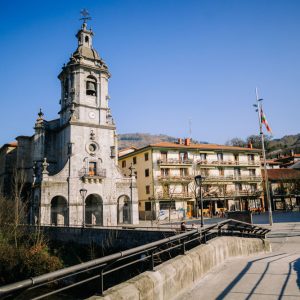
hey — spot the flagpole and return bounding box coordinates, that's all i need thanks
[255,88,273,226]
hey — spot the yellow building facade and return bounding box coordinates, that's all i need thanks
[119,139,263,221]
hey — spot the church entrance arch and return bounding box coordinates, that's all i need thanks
[51,196,68,226]
[117,195,130,224]
[85,194,103,226]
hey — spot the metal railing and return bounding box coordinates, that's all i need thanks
[157,159,193,165]
[203,175,262,182]
[197,160,260,166]
[79,168,106,178]
[156,191,194,199]
[157,175,193,182]
[0,219,270,300]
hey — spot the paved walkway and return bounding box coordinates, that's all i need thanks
[176,221,300,300]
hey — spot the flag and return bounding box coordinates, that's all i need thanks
[261,108,272,134]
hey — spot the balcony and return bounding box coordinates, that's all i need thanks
[203,175,262,182]
[157,159,193,166]
[156,192,194,200]
[157,175,193,182]
[79,168,106,183]
[197,160,260,167]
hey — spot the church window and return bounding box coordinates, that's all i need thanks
[85,36,89,43]
[86,76,97,96]
[89,162,97,176]
[122,161,126,168]
[89,144,97,152]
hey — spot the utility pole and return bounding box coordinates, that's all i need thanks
[254,88,273,226]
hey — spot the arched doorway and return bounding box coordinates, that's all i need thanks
[117,195,130,224]
[51,196,68,226]
[85,194,103,226]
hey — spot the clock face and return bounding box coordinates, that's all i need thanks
[89,111,96,119]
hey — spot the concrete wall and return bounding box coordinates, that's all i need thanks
[89,236,271,300]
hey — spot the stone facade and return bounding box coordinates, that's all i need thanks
[0,21,139,226]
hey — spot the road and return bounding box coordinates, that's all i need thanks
[176,214,300,300]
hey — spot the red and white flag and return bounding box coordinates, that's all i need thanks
[261,108,272,134]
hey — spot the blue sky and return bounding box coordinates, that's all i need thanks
[0,0,299,146]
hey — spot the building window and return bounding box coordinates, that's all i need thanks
[235,183,242,191]
[122,161,126,168]
[133,157,137,164]
[179,152,188,161]
[234,154,239,162]
[159,201,175,210]
[248,154,255,162]
[134,171,137,179]
[250,183,257,192]
[145,202,151,211]
[145,169,149,177]
[201,168,209,176]
[234,168,241,176]
[146,185,150,194]
[161,168,169,177]
[200,153,207,161]
[144,152,149,161]
[218,168,224,176]
[88,162,97,176]
[249,169,256,176]
[182,184,189,195]
[161,151,167,162]
[180,168,189,177]
[217,153,223,161]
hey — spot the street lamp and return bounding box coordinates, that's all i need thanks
[195,175,205,227]
[80,188,87,227]
[128,163,135,224]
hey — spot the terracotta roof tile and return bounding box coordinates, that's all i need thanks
[262,169,300,181]
[148,141,260,152]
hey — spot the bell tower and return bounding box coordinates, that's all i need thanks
[57,18,113,128]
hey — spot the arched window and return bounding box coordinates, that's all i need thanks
[85,36,89,44]
[86,76,97,96]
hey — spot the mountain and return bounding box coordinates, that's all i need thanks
[268,134,300,156]
[117,133,206,149]
[118,133,300,155]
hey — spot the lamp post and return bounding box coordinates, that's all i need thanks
[80,188,87,227]
[129,163,135,224]
[195,175,205,227]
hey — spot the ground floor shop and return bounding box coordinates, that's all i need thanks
[139,197,264,221]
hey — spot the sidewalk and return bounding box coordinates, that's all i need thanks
[176,222,300,300]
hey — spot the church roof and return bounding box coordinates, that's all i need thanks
[72,45,101,61]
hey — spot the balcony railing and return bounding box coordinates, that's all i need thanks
[157,175,193,182]
[197,160,260,166]
[156,192,194,199]
[203,175,262,182]
[79,168,106,179]
[157,159,193,166]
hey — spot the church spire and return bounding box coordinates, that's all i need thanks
[76,9,93,48]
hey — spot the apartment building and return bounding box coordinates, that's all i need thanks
[119,138,263,221]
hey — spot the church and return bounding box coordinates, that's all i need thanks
[0,20,139,226]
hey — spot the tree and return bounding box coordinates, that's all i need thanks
[225,138,246,147]
[246,135,271,151]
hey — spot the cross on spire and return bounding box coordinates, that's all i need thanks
[80,9,91,24]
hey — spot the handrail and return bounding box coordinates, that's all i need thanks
[0,219,270,299]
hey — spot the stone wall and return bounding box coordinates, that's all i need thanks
[89,236,271,300]
[40,226,175,251]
